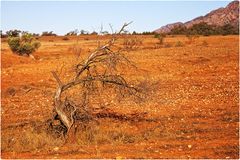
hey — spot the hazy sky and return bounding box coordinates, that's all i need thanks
[1,1,230,35]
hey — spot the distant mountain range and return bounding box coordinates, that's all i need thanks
[154,1,239,33]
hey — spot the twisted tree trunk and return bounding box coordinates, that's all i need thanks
[50,22,138,140]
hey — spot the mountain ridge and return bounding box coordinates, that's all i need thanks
[154,1,239,33]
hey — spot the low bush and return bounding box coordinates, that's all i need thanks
[7,33,41,56]
[123,36,143,51]
[154,34,160,38]
[7,37,20,52]
[154,34,166,45]
[186,34,199,44]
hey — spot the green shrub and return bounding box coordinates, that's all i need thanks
[154,34,166,45]
[7,37,20,52]
[7,33,41,56]
[154,34,160,38]
[18,43,35,55]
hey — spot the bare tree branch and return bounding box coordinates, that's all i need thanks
[51,22,139,139]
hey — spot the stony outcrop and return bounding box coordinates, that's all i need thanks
[154,1,239,33]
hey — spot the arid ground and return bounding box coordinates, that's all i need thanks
[1,35,239,158]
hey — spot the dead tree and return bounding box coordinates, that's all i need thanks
[51,22,140,138]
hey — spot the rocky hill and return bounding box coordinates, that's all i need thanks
[154,1,239,33]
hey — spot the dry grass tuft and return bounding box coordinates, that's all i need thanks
[175,41,184,47]
[1,124,64,152]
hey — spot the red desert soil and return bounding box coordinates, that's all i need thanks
[1,35,239,159]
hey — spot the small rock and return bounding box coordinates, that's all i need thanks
[7,87,16,96]
[188,145,192,149]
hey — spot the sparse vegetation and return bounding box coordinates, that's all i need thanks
[154,33,166,48]
[41,31,57,36]
[175,41,184,47]
[168,22,239,36]
[65,29,78,36]
[159,34,166,44]
[2,13,238,159]
[186,34,199,44]
[141,31,154,35]
[158,36,164,45]
[123,36,143,51]
[154,33,160,38]
[2,32,238,159]
[7,33,41,56]
[1,125,64,152]
[80,30,89,35]
[6,29,21,37]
